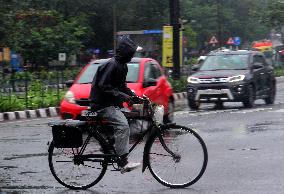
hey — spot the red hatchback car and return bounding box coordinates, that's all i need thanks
[60,57,174,123]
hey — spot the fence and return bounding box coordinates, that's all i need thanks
[0,66,82,112]
[0,63,193,112]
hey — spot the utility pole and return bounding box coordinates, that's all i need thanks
[169,0,180,79]
[216,0,222,48]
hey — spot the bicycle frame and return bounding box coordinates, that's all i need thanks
[73,119,153,164]
[73,119,178,172]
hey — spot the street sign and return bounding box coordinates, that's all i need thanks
[209,36,218,44]
[233,37,241,46]
[162,26,173,67]
[94,49,100,54]
[162,26,183,68]
[226,37,234,45]
[143,30,163,34]
[58,53,66,61]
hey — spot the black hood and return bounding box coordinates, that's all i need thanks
[115,36,137,63]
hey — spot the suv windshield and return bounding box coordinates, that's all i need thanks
[77,62,140,84]
[200,54,249,71]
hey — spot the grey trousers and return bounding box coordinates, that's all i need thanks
[98,106,130,156]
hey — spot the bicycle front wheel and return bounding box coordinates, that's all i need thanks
[147,125,208,188]
[48,134,107,190]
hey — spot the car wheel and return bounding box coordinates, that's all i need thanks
[243,85,255,108]
[214,102,224,109]
[188,99,200,110]
[264,83,276,104]
[163,99,174,124]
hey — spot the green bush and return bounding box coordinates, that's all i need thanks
[168,76,188,93]
[0,80,66,112]
[0,67,81,112]
[274,66,284,77]
[0,95,25,112]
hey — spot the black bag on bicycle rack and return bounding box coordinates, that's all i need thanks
[48,120,86,148]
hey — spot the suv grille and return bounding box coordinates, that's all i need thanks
[198,77,228,84]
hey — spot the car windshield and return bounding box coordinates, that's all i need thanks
[126,63,139,82]
[77,63,101,84]
[76,62,140,84]
[200,54,249,71]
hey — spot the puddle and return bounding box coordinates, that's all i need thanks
[228,148,258,151]
[19,171,37,175]
[0,166,18,169]
[3,153,48,160]
[0,185,54,190]
[246,121,273,133]
[241,148,258,151]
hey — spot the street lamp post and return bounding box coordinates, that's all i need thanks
[217,0,222,48]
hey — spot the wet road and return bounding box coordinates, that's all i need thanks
[1,81,284,194]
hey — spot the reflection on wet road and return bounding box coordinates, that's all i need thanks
[1,82,284,193]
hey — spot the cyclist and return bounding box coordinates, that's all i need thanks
[90,35,142,173]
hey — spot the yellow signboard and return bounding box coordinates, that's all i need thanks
[162,26,173,67]
[162,26,183,67]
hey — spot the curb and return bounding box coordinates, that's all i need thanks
[173,92,187,101]
[0,107,60,122]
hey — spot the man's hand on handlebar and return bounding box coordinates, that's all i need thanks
[130,96,144,104]
[125,94,149,106]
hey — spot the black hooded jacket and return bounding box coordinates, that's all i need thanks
[89,36,137,110]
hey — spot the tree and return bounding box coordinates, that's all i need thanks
[6,10,90,66]
[263,0,284,43]
[0,0,276,66]
[183,24,197,48]
[180,0,270,49]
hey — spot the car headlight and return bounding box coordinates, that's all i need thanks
[64,91,76,104]
[228,75,245,83]
[187,76,200,84]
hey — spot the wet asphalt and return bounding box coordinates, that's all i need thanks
[1,81,284,194]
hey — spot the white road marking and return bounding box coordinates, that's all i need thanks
[268,109,284,113]
[231,108,273,114]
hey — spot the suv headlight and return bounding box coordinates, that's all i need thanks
[187,76,200,84]
[64,91,76,104]
[228,75,245,83]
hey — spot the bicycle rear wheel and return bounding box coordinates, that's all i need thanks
[48,134,108,190]
[147,125,208,188]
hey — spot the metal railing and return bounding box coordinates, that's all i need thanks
[0,66,81,112]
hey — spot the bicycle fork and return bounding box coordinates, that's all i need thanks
[158,135,181,162]
[142,126,181,172]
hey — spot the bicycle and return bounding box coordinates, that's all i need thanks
[48,96,208,190]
